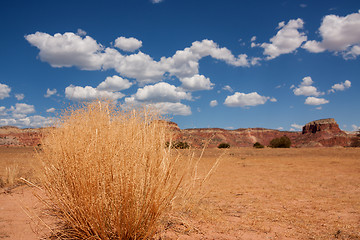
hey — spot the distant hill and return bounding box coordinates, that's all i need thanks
[0,118,354,147]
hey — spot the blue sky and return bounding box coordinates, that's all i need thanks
[0,0,359,131]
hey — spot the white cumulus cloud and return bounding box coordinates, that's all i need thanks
[224,92,271,107]
[97,75,133,92]
[210,100,218,107]
[114,37,142,52]
[260,18,307,59]
[180,74,214,91]
[44,88,57,98]
[304,97,329,105]
[329,80,351,93]
[302,10,360,59]
[291,123,303,130]
[65,85,125,101]
[0,83,11,100]
[293,76,323,97]
[10,103,35,118]
[26,32,106,70]
[149,102,191,116]
[131,82,191,103]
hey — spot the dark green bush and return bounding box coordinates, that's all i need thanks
[269,136,291,148]
[253,142,264,148]
[218,143,230,149]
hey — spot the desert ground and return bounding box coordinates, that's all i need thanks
[0,146,359,239]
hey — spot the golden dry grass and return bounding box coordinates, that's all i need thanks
[35,101,207,240]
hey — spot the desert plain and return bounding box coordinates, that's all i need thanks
[0,146,359,240]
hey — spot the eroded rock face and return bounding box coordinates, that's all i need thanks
[302,118,341,134]
[0,118,352,148]
[0,126,44,146]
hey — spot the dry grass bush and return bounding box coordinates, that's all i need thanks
[36,101,212,239]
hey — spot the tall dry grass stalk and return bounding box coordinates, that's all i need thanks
[36,101,206,239]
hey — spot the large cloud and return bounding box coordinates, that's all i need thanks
[131,82,191,103]
[123,82,192,115]
[0,115,53,128]
[10,103,35,118]
[329,80,351,93]
[0,83,11,100]
[180,74,214,91]
[303,10,360,58]
[260,19,307,59]
[65,85,125,101]
[26,33,252,84]
[293,76,323,97]
[97,75,133,92]
[26,32,106,70]
[224,92,271,107]
[304,97,329,105]
[114,37,142,52]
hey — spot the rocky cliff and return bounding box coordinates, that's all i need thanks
[172,118,351,148]
[0,118,353,147]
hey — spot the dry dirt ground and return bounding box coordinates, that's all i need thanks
[0,147,359,239]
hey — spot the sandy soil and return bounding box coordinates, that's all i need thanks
[1,147,359,239]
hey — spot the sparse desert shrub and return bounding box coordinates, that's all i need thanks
[36,101,209,239]
[253,142,264,148]
[269,136,291,148]
[218,143,230,149]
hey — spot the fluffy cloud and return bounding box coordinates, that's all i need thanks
[224,92,271,107]
[303,10,360,58]
[329,80,351,93]
[260,18,307,59]
[210,100,218,107]
[15,93,24,101]
[123,82,192,116]
[65,75,134,101]
[0,83,11,99]
[293,76,323,97]
[97,75,133,92]
[148,102,191,116]
[304,97,329,105]
[26,32,106,70]
[114,37,142,52]
[65,85,125,101]
[352,124,359,131]
[291,123,303,130]
[44,88,57,98]
[151,0,163,3]
[180,74,214,91]
[0,115,53,128]
[26,33,252,85]
[131,82,191,103]
[10,103,35,118]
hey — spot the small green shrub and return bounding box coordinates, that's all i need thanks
[218,143,230,149]
[253,142,264,148]
[269,136,291,148]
